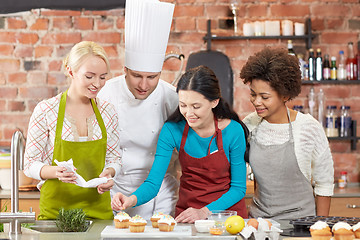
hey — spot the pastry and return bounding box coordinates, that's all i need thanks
[352,222,360,238]
[332,222,354,240]
[129,215,147,233]
[150,212,164,228]
[114,211,131,229]
[309,221,332,240]
[157,215,176,232]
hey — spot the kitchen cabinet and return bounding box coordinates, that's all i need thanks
[329,197,360,217]
[0,198,40,218]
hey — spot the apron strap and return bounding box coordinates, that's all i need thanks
[90,98,107,140]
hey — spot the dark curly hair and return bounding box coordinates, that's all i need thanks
[240,47,302,100]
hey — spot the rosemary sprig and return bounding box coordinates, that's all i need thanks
[55,208,88,232]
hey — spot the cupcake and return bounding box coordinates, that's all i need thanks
[352,222,360,238]
[129,215,147,233]
[157,215,176,232]
[150,212,164,228]
[332,222,354,240]
[309,221,332,240]
[114,211,131,229]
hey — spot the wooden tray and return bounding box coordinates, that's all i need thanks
[19,185,38,191]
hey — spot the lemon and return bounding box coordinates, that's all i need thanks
[225,215,245,235]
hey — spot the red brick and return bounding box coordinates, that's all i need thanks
[271,5,310,17]
[27,99,40,112]
[159,71,175,84]
[40,10,81,17]
[30,18,49,30]
[247,5,268,17]
[0,59,20,72]
[47,73,67,86]
[0,100,5,111]
[312,5,350,17]
[13,45,33,58]
[109,59,123,72]
[0,87,17,98]
[115,18,125,29]
[169,32,204,45]
[55,45,73,58]
[174,5,204,17]
[0,32,16,43]
[8,73,27,84]
[42,33,81,44]
[49,60,63,71]
[74,17,94,30]
[0,45,14,56]
[176,17,196,31]
[27,72,47,85]
[1,114,30,131]
[326,19,344,30]
[53,17,72,30]
[206,5,231,18]
[19,86,56,100]
[7,18,27,29]
[321,32,358,44]
[103,46,119,58]
[83,32,121,44]
[15,33,39,44]
[96,17,114,30]
[224,45,245,58]
[8,101,25,111]
[0,73,5,85]
[35,46,53,58]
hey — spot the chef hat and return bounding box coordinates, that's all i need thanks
[125,0,175,73]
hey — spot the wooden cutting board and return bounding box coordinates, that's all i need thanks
[101,225,192,238]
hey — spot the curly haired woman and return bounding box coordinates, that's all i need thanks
[240,47,334,220]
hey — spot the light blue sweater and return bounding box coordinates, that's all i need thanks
[133,120,247,211]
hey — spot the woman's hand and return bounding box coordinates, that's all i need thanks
[97,169,114,194]
[111,193,137,211]
[55,166,77,184]
[175,207,211,223]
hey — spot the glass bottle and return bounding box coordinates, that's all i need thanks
[317,88,325,127]
[325,105,339,137]
[337,51,346,80]
[287,40,296,56]
[346,42,358,80]
[322,54,331,80]
[308,48,315,81]
[293,105,304,113]
[298,54,306,80]
[339,105,352,137]
[330,56,337,80]
[315,48,323,81]
[308,87,316,118]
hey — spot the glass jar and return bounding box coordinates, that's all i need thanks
[339,105,351,137]
[325,105,338,137]
[338,171,348,189]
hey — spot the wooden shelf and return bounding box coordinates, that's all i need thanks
[327,120,359,150]
[302,80,360,85]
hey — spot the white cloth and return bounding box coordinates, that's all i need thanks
[98,75,179,219]
[54,159,110,188]
[125,0,174,72]
[243,111,334,197]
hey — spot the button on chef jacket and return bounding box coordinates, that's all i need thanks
[98,75,179,219]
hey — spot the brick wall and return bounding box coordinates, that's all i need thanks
[0,0,359,183]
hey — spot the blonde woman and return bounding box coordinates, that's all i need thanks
[24,41,121,220]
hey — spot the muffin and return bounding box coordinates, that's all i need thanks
[352,222,360,238]
[114,211,131,229]
[309,221,332,240]
[157,215,176,232]
[150,212,164,228]
[129,215,147,233]
[332,222,354,240]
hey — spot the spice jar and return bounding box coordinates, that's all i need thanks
[338,171,348,189]
[325,105,338,137]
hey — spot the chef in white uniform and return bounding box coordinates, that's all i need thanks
[97,0,178,220]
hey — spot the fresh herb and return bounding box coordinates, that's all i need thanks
[55,208,88,232]
[0,200,9,232]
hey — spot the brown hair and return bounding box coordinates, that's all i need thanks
[240,47,302,100]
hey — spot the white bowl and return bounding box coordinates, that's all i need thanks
[194,220,215,233]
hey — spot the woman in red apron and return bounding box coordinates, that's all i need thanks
[112,65,248,223]
[24,41,121,219]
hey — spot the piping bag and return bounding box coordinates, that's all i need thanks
[54,159,111,188]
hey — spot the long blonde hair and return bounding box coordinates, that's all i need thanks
[63,41,110,78]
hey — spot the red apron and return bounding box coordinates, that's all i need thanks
[175,118,248,218]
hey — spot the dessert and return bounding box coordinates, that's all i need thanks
[352,222,360,238]
[150,212,164,228]
[157,215,176,232]
[114,211,131,229]
[309,221,332,240]
[129,215,147,233]
[332,222,354,240]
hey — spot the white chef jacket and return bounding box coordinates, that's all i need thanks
[98,75,179,220]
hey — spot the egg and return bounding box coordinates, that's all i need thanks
[247,218,259,230]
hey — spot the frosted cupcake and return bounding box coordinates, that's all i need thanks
[309,221,332,240]
[150,212,164,228]
[158,215,176,232]
[332,222,354,240]
[352,222,360,238]
[129,215,147,233]
[114,211,131,229]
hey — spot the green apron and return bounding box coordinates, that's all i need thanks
[39,91,113,220]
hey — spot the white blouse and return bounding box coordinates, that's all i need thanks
[243,111,334,197]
